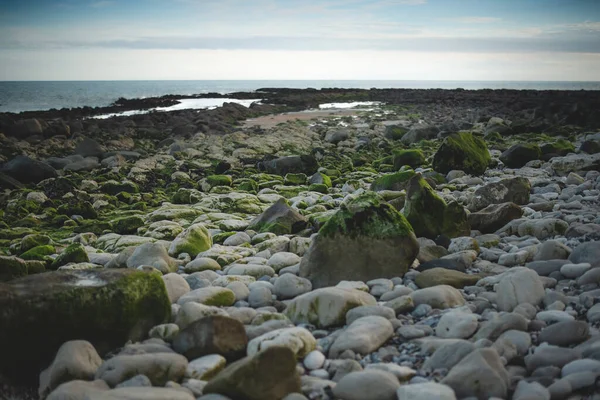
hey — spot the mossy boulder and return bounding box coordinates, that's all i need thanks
[541,139,575,157]
[0,269,170,383]
[284,173,307,186]
[308,183,329,194]
[0,255,29,282]
[393,149,426,169]
[248,198,308,235]
[203,175,233,191]
[432,132,491,175]
[308,172,332,188]
[384,125,408,140]
[235,179,259,193]
[57,200,97,219]
[370,170,416,192]
[168,223,212,258]
[100,180,140,195]
[500,143,541,168]
[20,245,55,263]
[20,234,52,253]
[299,192,419,288]
[112,215,145,235]
[403,175,470,239]
[50,243,89,270]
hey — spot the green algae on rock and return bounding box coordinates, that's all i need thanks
[50,243,89,270]
[432,132,491,175]
[111,215,145,235]
[248,198,308,235]
[370,169,416,192]
[392,149,426,169]
[0,269,171,383]
[168,223,212,258]
[403,175,470,239]
[500,143,542,168]
[300,191,419,288]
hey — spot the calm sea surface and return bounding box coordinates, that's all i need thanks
[1,80,599,113]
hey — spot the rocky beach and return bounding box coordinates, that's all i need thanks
[1,87,600,400]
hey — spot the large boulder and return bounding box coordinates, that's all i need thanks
[393,149,426,169]
[468,202,523,233]
[168,223,212,258]
[1,155,57,184]
[284,287,376,329]
[469,177,531,211]
[403,175,470,239]
[74,137,104,158]
[500,143,542,168]
[9,118,44,137]
[433,132,491,175]
[442,348,509,399]
[203,346,301,400]
[257,155,319,176]
[248,198,308,235]
[370,170,415,192]
[0,269,170,383]
[299,192,418,288]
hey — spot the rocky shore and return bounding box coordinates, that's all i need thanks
[1,88,600,400]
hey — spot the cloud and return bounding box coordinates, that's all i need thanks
[91,1,115,7]
[451,17,502,24]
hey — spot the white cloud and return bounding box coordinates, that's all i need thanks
[451,17,502,24]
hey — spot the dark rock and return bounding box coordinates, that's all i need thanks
[248,198,308,235]
[469,177,531,211]
[569,242,600,269]
[74,137,104,158]
[418,258,464,272]
[0,269,170,384]
[500,144,542,168]
[1,155,57,184]
[580,140,600,154]
[203,346,301,400]
[257,155,318,176]
[173,315,248,361]
[468,202,523,233]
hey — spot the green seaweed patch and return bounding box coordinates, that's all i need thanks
[392,149,426,170]
[319,191,414,240]
[20,245,55,263]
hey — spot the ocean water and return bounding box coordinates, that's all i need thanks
[1,80,599,114]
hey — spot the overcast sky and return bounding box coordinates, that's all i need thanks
[1,0,599,81]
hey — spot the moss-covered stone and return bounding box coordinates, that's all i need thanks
[112,215,145,235]
[432,132,491,175]
[204,175,233,190]
[308,172,332,188]
[50,243,89,270]
[73,220,113,235]
[0,269,171,383]
[20,245,55,263]
[500,143,542,168]
[100,180,140,195]
[403,175,470,239]
[541,139,575,157]
[20,234,52,253]
[308,183,329,193]
[300,192,419,288]
[284,173,307,186]
[385,125,408,140]
[370,170,415,192]
[0,256,28,282]
[235,179,259,193]
[248,198,308,235]
[57,200,97,219]
[168,223,212,258]
[393,149,426,169]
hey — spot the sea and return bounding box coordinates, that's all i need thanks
[1,80,599,114]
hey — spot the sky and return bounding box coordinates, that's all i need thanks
[0,0,599,81]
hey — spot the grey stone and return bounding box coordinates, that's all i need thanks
[332,370,400,400]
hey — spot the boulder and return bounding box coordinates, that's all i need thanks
[442,348,509,399]
[403,175,470,239]
[203,346,301,400]
[500,143,542,168]
[468,202,523,234]
[396,382,457,400]
[469,177,531,211]
[370,170,415,192]
[39,340,102,398]
[333,370,400,400]
[400,123,439,144]
[0,269,170,383]
[126,243,177,274]
[247,327,316,358]
[172,315,248,361]
[569,241,600,269]
[168,223,212,258]
[248,198,308,235]
[393,149,426,169]
[496,267,545,312]
[284,287,376,328]
[329,316,394,358]
[257,155,319,176]
[410,285,465,309]
[1,155,57,184]
[299,192,418,288]
[433,132,491,175]
[83,387,195,400]
[75,137,104,158]
[95,353,188,387]
[415,268,480,289]
[46,380,109,400]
